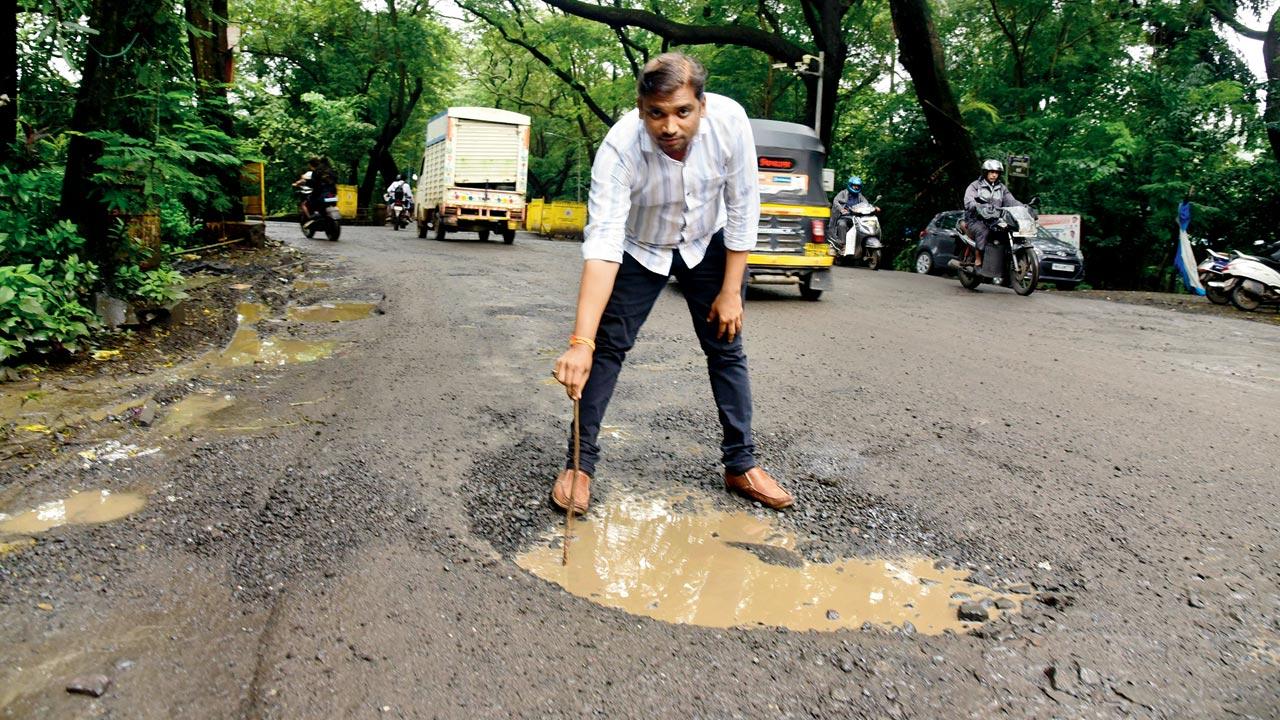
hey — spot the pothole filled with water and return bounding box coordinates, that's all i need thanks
[0,489,147,537]
[517,491,1022,634]
[208,303,335,367]
[286,302,377,323]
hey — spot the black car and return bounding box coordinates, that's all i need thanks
[913,210,1087,289]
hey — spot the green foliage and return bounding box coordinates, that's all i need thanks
[111,263,186,304]
[0,166,99,361]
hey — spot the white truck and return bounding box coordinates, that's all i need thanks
[414,107,530,244]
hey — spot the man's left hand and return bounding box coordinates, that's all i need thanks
[708,290,744,342]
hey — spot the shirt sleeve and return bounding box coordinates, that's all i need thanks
[581,137,632,264]
[719,104,760,252]
[963,182,979,211]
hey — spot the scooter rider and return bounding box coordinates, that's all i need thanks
[828,176,879,251]
[963,159,1021,272]
[300,157,337,228]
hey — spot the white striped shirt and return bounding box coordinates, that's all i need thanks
[582,93,760,275]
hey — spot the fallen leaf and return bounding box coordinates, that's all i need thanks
[230,283,251,290]
[92,349,121,360]
[36,602,53,611]
[18,424,52,434]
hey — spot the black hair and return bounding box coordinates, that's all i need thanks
[637,52,706,100]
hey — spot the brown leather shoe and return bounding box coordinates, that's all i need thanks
[551,468,591,515]
[724,467,794,510]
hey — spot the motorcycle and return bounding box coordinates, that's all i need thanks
[385,191,412,231]
[947,203,1040,296]
[1196,249,1233,305]
[1217,241,1280,312]
[830,196,883,270]
[298,186,341,242]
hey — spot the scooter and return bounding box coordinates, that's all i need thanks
[1197,249,1233,305]
[298,186,342,242]
[947,204,1041,296]
[1217,241,1280,311]
[831,195,883,270]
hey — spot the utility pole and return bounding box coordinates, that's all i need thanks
[771,52,825,137]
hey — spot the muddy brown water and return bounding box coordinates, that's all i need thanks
[0,489,147,537]
[286,302,377,323]
[518,492,1020,634]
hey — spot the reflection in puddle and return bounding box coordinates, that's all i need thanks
[517,493,1020,634]
[287,302,376,322]
[212,329,335,367]
[235,302,269,325]
[158,393,237,433]
[0,490,146,536]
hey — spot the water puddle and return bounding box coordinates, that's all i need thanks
[209,304,335,367]
[286,302,376,323]
[0,383,141,431]
[157,392,238,433]
[517,492,1021,634]
[0,490,147,537]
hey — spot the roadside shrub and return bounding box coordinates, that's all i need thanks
[0,221,100,362]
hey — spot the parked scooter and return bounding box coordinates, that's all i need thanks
[298,186,342,241]
[947,203,1041,295]
[1197,249,1233,305]
[1217,241,1280,311]
[831,195,883,270]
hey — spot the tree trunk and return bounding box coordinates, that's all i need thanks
[2,7,16,164]
[60,0,167,271]
[888,0,978,199]
[185,0,243,221]
[1263,8,1279,166]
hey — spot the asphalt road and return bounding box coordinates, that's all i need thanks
[2,222,1277,719]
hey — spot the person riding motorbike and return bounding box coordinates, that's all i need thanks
[292,158,319,221]
[385,174,413,210]
[296,158,337,228]
[828,176,880,251]
[963,159,1021,272]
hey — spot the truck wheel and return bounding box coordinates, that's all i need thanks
[434,221,446,241]
[478,228,490,242]
[502,228,516,244]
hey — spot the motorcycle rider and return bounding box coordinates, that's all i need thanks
[385,173,413,210]
[295,157,337,229]
[828,176,879,252]
[963,159,1021,272]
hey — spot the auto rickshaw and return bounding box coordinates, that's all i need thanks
[747,119,835,300]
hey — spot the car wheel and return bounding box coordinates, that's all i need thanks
[915,251,933,274]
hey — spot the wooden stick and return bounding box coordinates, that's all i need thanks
[562,398,580,566]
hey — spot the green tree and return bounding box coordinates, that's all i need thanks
[237,0,457,210]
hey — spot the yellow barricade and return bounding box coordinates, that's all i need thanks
[525,198,544,231]
[336,184,358,219]
[240,162,265,218]
[539,201,587,238]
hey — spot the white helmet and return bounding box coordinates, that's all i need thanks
[981,159,1004,173]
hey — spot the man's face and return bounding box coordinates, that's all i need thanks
[638,85,705,161]
[985,170,1001,184]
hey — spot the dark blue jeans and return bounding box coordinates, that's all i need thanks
[565,231,756,476]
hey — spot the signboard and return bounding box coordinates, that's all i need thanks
[1039,214,1081,248]
[758,171,809,196]
[1007,155,1031,178]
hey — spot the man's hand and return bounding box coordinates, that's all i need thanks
[708,290,744,342]
[553,344,593,400]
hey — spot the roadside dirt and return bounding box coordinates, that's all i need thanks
[1,225,1277,719]
[1073,288,1280,325]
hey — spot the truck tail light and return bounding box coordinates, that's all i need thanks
[810,220,825,242]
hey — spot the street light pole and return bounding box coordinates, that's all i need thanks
[771,52,825,137]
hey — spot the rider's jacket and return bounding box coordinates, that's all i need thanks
[963,178,1020,222]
